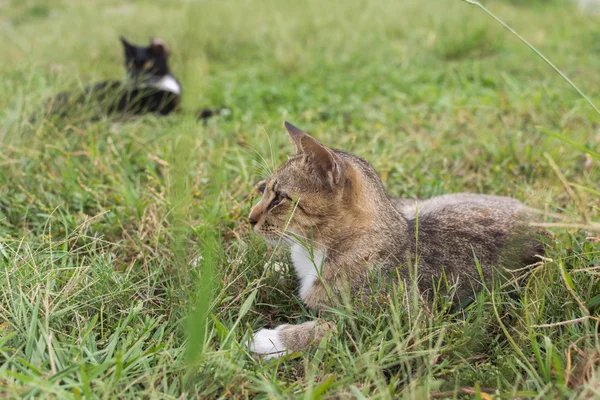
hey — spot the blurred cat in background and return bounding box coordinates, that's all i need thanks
[36,36,181,122]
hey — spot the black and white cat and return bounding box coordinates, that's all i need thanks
[119,36,229,122]
[39,36,181,121]
[119,36,181,115]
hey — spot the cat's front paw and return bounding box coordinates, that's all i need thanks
[247,326,288,359]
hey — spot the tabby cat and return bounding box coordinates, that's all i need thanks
[247,122,544,358]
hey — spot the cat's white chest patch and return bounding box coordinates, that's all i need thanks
[290,244,325,302]
[149,75,181,95]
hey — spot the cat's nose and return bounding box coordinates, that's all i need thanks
[249,216,258,227]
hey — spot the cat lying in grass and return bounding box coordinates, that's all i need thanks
[247,121,545,358]
[36,37,181,122]
[35,36,229,124]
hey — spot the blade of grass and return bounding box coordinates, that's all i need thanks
[462,0,600,118]
[539,128,600,161]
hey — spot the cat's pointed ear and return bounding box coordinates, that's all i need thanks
[285,121,306,153]
[120,36,135,56]
[150,38,170,57]
[284,121,343,185]
[120,36,133,49]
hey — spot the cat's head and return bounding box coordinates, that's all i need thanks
[120,36,171,81]
[249,122,386,246]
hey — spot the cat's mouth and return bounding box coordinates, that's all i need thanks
[257,228,308,248]
[254,230,286,247]
[255,226,295,247]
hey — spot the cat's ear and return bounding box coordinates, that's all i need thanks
[120,36,136,57]
[120,36,134,53]
[285,121,306,153]
[284,121,343,185]
[150,38,170,58]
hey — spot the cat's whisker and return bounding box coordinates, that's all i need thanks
[278,230,338,255]
[275,231,308,248]
[247,147,273,178]
[278,233,296,246]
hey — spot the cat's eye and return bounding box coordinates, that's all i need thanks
[143,60,154,70]
[268,192,288,210]
[256,181,266,194]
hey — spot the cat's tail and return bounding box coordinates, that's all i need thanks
[196,107,232,122]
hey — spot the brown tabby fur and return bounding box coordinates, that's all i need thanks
[247,122,545,357]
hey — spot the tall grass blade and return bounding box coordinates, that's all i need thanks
[462,0,600,118]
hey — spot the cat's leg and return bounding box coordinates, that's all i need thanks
[247,320,336,359]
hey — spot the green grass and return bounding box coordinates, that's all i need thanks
[1,0,599,398]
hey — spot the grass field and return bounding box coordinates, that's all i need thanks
[1,0,600,398]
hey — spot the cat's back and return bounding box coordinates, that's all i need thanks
[394,193,542,296]
[401,193,532,243]
[399,193,525,220]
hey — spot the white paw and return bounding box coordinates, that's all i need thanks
[247,326,287,359]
